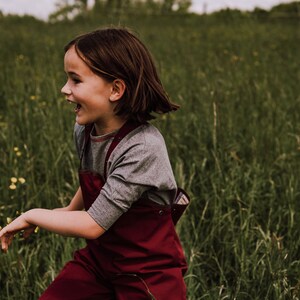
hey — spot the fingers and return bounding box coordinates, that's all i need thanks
[0,225,18,253]
[5,234,14,252]
[0,222,38,253]
[0,231,14,253]
[23,226,36,239]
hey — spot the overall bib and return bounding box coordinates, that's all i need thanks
[40,121,189,300]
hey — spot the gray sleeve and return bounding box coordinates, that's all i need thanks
[87,127,177,230]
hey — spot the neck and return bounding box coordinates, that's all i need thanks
[94,117,127,136]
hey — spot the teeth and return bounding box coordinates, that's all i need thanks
[75,103,82,113]
[67,100,81,112]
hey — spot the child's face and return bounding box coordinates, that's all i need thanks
[61,46,117,134]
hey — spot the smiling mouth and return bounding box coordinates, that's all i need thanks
[67,100,82,113]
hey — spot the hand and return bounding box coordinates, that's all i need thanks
[0,213,34,252]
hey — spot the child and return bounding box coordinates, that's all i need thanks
[0,27,189,299]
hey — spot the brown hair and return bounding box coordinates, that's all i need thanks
[64,27,179,123]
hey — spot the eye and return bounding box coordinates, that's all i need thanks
[70,75,81,84]
[65,72,82,84]
[72,78,81,84]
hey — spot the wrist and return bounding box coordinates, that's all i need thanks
[23,209,37,224]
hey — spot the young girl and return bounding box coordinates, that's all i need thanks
[0,27,189,299]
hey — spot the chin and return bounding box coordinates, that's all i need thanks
[75,118,89,126]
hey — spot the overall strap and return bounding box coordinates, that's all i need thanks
[80,123,94,165]
[104,120,143,179]
[81,121,143,177]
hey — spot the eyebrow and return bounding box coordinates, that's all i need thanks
[65,71,81,78]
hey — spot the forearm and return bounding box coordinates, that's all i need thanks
[25,209,104,239]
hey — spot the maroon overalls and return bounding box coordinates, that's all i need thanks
[40,121,189,300]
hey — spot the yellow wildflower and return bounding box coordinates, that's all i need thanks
[9,183,17,190]
[231,55,240,63]
[17,54,24,61]
[16,151,22,157]
[30,95,36,100]
[13,147,19,152]
[11,177,17,183]
[18,177,26,184]
[34,227,39,233]
[6,217,12,224]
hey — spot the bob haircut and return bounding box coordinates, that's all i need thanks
[64,27,179,123]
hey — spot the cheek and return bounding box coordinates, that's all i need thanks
[93,88,110,100]
[72,86,85,97]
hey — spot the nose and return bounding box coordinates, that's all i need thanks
[61,82,71,96]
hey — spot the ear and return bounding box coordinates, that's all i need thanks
[109,79,126,102]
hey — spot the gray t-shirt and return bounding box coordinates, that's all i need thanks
[74,122,177,230]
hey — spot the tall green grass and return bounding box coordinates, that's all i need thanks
[0,13,300,299]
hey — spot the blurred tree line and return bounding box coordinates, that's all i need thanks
[252,1,300,18]
[0,0,298,22]
[209,1,300,20]
[49,0,192,21]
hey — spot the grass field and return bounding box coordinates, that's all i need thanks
[0,11,300,299]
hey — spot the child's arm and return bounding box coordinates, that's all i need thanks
[11,187,85,241]
[0,209,104,252]
[54,187,84,211]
